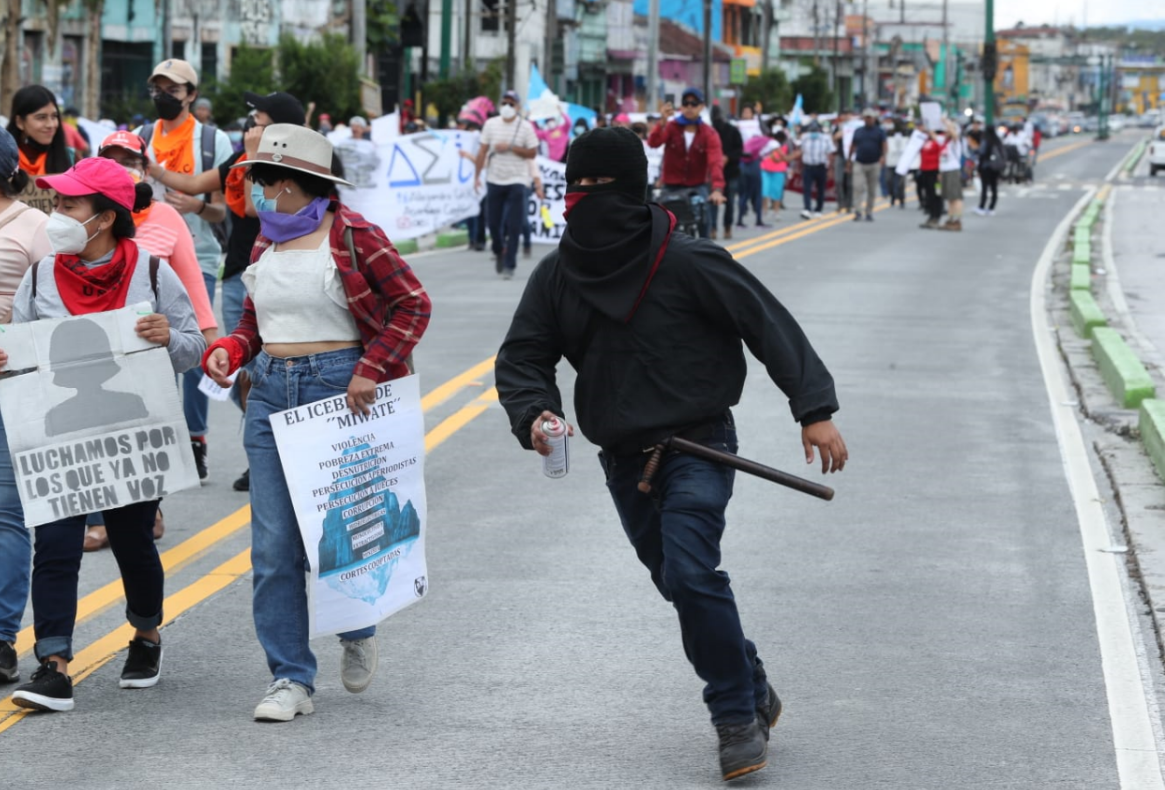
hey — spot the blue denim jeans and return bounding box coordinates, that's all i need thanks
[599,414,767,725]
[738,160,763,224]
[486,182,526,273]
[0,412,29,645]
[802,164,828,212]
[32,499,163,661]
[244,347,375,693]
[181,271,217,436]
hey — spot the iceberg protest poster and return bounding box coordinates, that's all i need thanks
[0,304,200,527]
[270,374,428,638]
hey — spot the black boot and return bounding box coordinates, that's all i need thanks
[716,720,767,781]
[757,682,783,741]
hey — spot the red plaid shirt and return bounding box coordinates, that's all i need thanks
[206,201,430,383]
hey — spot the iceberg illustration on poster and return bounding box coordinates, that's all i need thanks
[317,439,421,604]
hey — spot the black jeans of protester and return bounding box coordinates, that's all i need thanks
[720,174,740,229]
[32,499,163,661]
[979,169,999,211]
[599,414,767,725]
[918,170,942,221]
[802,164,828,212]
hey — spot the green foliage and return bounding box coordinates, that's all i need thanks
[740,69,792,113]
[278,33,364,122]
[417,58,505,121]
[100,91,155,126]
[209,43,276,126]
[367,0,400,51]
[791,64,834,114]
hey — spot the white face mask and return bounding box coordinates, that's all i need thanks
[46,212,100,256]
[499,105,517,120]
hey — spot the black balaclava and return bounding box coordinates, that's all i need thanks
[558,127,672,323]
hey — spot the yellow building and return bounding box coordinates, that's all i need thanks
[1119,63,1165,115]
[994,39,1031,105]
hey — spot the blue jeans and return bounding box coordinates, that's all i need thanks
[181,271,217,437]
[802,164,828,212]
[486,182,526,273]
[737,160,763,224]
[32,499,162,661]
[599,414,767,725]
[245,347,375,693]
[0,413,29,645]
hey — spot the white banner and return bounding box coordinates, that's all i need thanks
[337,130,483,241]
[270,374,428,638]
[896,129,929,176]
[0,304,199,527]
[529,156,567,245]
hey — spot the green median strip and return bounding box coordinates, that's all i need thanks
[1091,327,1156,408]
[1071,263,1092,291]
[1069,290,1107,338]
[1140,400,1165,484]
[436,230,469,248]
[394,238,419,255]
[1072,241,1092,266]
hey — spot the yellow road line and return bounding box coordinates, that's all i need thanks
[1040,138,1093,163]
[723,209,845,253]
[0,380,501,733]
[9,355,496,658]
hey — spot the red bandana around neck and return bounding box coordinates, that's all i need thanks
[53,237,141,315]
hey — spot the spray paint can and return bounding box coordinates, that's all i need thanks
[542,417,569,479]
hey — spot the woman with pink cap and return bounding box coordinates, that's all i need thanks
[2,157,205,713]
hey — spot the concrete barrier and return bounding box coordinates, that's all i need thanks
[1072,241,1091,266]
[1140,400,1165,483]
[394,238,419,255]
[1091,327,1156,408]
[1070,263,1091,291]
[1069,290,1107,338]
[436,230,469,248]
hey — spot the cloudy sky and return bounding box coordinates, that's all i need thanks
[994,0,1164,29]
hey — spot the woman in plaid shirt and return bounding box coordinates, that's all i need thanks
[203,124,431,722]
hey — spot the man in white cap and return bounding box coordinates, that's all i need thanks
[348,116,370,141]
[136,59,233,481]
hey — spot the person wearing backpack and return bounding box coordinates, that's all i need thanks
[136,59,232,482]
[202,124,431,722]
[973,125,1005,217]
[4,158,205,711]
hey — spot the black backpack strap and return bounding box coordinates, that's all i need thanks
[148,256,160,303]
[140,123,154,147]
[201,125,216,186]
[30,258,39,298]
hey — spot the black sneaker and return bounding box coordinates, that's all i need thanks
[0,640,17,682]
[717,720,768,781]
[757,682,783,741]
[12,659,73,711]
[191,439,208,481]
[233,468,250,492]
[119,638,163,689]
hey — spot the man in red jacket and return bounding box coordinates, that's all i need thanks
[647,87,725,238]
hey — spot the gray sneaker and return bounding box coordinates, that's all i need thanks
[340,636,378,693]
[253,678,313,722]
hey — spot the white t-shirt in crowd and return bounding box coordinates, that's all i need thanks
[938,133,962,172]
[481,117,539,186]
[684,128,696,151]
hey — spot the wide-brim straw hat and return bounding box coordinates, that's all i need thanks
[230,123,354,187]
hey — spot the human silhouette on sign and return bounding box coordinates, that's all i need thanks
[45,317,147,437]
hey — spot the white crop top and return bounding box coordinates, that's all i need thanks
[242,237,361,344]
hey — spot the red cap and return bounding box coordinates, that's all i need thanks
[98,130,148,160]
[36,158,136,211]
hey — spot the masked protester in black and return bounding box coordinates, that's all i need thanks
[495,127,849,783]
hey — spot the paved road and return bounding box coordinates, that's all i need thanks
[0,133,1156,788]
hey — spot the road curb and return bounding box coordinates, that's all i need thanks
[1139,400,1165,485]
[1091,327,1156,408]
[1070,263,1092,290]
[1069,289,1107,338]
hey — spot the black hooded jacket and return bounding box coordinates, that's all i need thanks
[495,217,839,452]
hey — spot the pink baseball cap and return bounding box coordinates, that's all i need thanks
[36,157,136,211]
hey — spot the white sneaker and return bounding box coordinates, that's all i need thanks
[812,211,823,218]
[973,207,987,216]
[987,210,995,216]
[800,209,811,220]
[253,678,313,722]
[340,636,378,694]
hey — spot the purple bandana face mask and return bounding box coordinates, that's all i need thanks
[258,194,330,243]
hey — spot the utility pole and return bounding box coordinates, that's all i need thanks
[941,0,949,107]
[1098,53,1110,140]
[440,0,452,78]
[861,0,869,106]
[813,0,820,67]
[702,0,712,106]
[760,0,772,73]
[505,0,518,89]
[983,0,995,126]
[545,0,558,93]
[832,0,841,111]
[647,0,660,108]
[464,0,474,72]
[352,0,367,76]
[162,0,172,60]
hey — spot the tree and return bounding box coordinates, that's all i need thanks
[277,33,363,122]
[82,0,102,119]
[208,43,277,126]
[418,58,504,124]
[741,69,792,113]
[792,64,834,114]
[1,0,20,111]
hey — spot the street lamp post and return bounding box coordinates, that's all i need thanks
[983,0,995,127]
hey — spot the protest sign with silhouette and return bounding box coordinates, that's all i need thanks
[0,304,200,527]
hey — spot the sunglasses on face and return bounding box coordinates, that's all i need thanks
[681,100,701,108]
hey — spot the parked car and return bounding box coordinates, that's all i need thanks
[1067,112,1086,134]
[1083,116,1100,132]
[1108,115,1127,132]
[1149,126,1165,176]
[1138,110,1161,128]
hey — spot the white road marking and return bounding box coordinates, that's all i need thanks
[1030,187,1165,789]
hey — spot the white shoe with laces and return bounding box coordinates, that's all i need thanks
[253,678,313,722]
[341,636,379,694]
